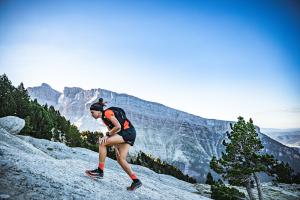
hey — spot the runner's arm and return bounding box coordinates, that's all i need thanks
[107,116,121,136]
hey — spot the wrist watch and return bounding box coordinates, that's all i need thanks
[106,132,111,137]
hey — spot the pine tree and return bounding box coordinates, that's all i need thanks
[270,161,294,184]
[15,82,31,118]
[28,100,53,139]
[65,124,82,147]
[210,116,269,200]
[206,171,215,185]
[0,74,17,117]
[22,116,33,133]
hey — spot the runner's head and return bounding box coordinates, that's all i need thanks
[90,98,107,119]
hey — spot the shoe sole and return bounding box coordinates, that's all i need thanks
[127,183,142,191]
[85,171,104,179]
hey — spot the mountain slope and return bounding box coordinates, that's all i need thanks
[0,116,210,200]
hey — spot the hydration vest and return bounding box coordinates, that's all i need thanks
[101,107,133,130]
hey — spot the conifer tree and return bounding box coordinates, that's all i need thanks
[15,82,31,118]
[210,116,269,200]
[0,74,17,117]
[206,171,215,185]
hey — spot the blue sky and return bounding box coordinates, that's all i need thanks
[0,0,299,128]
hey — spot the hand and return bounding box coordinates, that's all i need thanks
[99,136,109,145]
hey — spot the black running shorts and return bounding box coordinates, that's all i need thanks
[117,127,136,146]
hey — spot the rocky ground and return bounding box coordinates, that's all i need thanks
[0,116,210,200]
[194,181,300,199]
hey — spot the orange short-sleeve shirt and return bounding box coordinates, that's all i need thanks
[104,110,114,119]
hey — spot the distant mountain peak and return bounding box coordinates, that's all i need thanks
[27,83,61,107]
[41,83,52,88]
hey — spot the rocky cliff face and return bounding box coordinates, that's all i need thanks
[28,83,61,106]
[27,84,300,182]
[0,116,210,200]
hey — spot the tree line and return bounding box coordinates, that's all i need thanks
[0,74,82,147]
[131,151,197,183]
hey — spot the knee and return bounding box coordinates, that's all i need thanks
[116,155,121,162]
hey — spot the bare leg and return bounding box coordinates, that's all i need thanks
[99,134,125,163]
[116,143,135,176]
[99,144,107,163]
